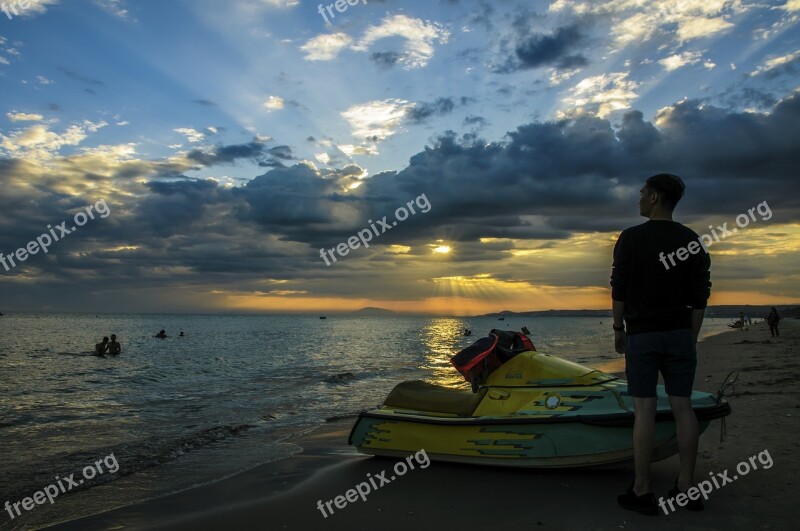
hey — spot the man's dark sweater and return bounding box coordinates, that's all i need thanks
[611,220,711,335]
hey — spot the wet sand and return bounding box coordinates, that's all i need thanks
[46,320,799,530]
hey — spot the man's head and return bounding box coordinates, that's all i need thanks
[639,173,685,217]
[111,334,117,341]
[102,337,109,342]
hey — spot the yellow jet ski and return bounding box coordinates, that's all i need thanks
[349,330,732,468]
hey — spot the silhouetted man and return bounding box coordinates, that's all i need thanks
[611,174,711,515]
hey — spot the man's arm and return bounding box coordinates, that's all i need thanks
[610,232,628,354]
[690,239,712,343]
[691,308,704,343]
[613,299,625,354]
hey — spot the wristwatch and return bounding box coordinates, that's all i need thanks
[613,324,625,332]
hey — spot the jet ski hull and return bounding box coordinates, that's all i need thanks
[349,378,730,468]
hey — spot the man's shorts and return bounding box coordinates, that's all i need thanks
[624,328,696,397]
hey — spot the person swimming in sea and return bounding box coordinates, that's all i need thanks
[155,330,167,339]
[95,337,109,356]
[108,334,121,355]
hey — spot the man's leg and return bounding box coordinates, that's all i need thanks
[668,395,699,491]
[632,397,658,495]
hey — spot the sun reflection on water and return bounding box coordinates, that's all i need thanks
[419,317,471,388]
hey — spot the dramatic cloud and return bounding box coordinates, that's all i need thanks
[300,33,353,61]
[560,72,640,117]
[2,0,798,311]
[6,112,44,122]
[300,15,449,68]
[370,51,402,69]
[174,128,205,143]
[550,0,741,46]
[750,49,800,77]
[352,14,450,69]
[513,24,588,71]
[186,138,271,166]
[340,99,414,142]
[263,95,285,111]
[0,120,107,162]
[659,51,703,71]
[406,98,456,124]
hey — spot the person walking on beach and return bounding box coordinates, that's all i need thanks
[108,334,121,355]
[767,307,780,337]
[611,174,711,515]
[95,337,109,356]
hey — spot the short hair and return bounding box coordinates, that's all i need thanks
[645,173,685,210]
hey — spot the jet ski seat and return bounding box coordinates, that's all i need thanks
[383,380,488,417]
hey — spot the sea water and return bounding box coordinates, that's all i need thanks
[0,313,730,527]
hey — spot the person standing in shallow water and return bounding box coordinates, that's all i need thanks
[767,307,780,337]
[610,174,712,515]
[108,334,121,355]
[95,337,109,356]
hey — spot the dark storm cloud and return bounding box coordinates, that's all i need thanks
[186,139,270,166]
[268,145,294,160]
[234,164,344,229]
[3,95,800,303]
[139,179,235,236]
[370,51,402,69]
[185,140,294,168]
[515,25,587,69]
[353,94,800,245]
[494,23,589,73]
[721,87,778,110]
[463,115,488,127]
[406,98,456,124]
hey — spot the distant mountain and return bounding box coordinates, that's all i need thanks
[474,309,612,318]
[473,305,800,319]
[352,307,396,316]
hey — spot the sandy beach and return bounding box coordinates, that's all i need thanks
[45,320,799,531]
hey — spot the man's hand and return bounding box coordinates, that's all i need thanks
[614,329,625,354]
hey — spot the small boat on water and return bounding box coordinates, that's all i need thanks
[320,316,327,319]
[350,330,732,468]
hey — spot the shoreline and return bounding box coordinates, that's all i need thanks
[42,320,799,530]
